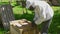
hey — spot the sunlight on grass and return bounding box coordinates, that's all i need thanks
[13,6,23,14]
[57,26,60,28]
[0,0,16,2]
[52,6,60,11]
[13,6,33,14]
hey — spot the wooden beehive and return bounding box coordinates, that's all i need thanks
[10,19,40,34]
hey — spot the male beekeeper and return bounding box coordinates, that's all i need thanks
[26,0,54,34]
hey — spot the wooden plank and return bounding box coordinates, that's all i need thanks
[10,20,40,34]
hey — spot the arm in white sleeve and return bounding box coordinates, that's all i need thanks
[34,6,46,25]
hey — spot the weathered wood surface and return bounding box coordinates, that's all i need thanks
[10,19,40,34]
[0,4,15,30]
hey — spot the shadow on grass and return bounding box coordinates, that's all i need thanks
[14,13,34,21]
[0,24,4,33]
[48,9,60,34]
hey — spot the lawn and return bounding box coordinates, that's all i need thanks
[48,6,60,34]
[0,1,60,34]
[0,28,4,34]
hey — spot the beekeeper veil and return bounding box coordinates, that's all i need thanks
[26,0,35,9]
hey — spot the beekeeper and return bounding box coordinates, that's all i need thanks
[26,0,54,34]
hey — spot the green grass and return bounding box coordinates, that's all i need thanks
[0,28,4,34]
[48,6,60,34]
[13,5,34,21]
[0,2,60,34]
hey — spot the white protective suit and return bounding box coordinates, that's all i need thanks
[26,0,54,25]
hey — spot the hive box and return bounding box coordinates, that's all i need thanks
[10,19,40,34]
